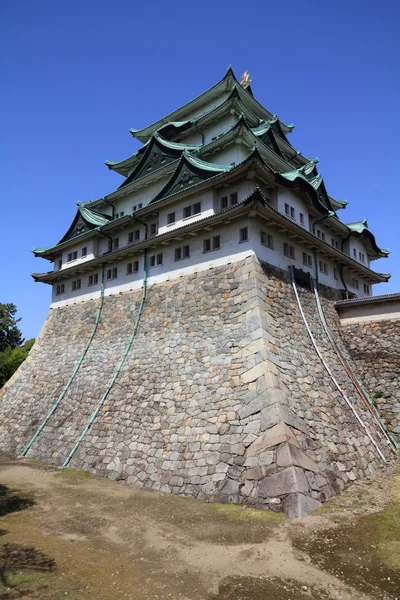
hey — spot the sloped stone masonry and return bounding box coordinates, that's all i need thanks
[339,319,400,437]
[0,256,393,516]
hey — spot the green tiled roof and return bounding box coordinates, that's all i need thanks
[33,206,111,257]
[346,220,389,257]
[119,133,201,189]
[347,219,369,234]
[130,67,293,143]
[149,151,231,204]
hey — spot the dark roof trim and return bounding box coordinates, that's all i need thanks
[335,292,399,308]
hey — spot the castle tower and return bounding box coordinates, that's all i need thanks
[0,68,395,517]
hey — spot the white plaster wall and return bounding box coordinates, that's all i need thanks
[158,190,215,235]
[51,216,353,308]
[50,219,254,308]
[110,175,172,217]
[182,113,238,146]
[277,189,309,230]
[344,273,372,298]
[208,144,248,167]
[343,236,370,268]
[181,92,230,122]
[59,238,96,271]
[250,218,342,289]
[213,181,256,211]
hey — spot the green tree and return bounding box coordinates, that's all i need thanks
[0,304,34,388]
[0,303,24,352]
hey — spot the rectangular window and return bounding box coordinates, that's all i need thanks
[359,252,365,263]
[67,251,78,262]
[300,213,304,225]
[149,253,163,267]
[203,236,220,253]
[115,213,119,219]
[150,223,158,236]
[167,212,176,225]
[134,229,140,241]
[331,238,336,247]
[364,284,370,294]
[81,247,87,257]
[88,273,99,286]
[353,248,357,258]
[56,284,65,295]
[174,245,190,261]
[352,278,359,289]
[58,259,62,269]
[284,243,295,259]
[260,231,274,249]
[285,203,289,215]
[108,238,119,251]
[334,268,339,280]
[303,252,312,267]
[72,279,81,291]
[120,211,124,217]
[106,268,118,280]
[319,261,328,275]
[193,202,201,215]
[128,231,134,243]
[126,261,139,274]
[239,227,248,243]
[316,229,325,242]
[290,206,295,219]
[230,192,238,205]
[132,205,137,212]
[221,193,237,209]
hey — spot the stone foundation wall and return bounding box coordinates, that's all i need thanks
[0,256,393,516]
[339,319,400,437]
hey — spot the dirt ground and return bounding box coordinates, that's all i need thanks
[0,453,399,600]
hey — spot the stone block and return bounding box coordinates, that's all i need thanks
[282,493,322,518]
[237,396,264,420]
[259,466,309,497]
[260,404,309,434]
[276,443,319,473]
[241,363,264,384]
[246,423,298,457]
[221,479,239,495]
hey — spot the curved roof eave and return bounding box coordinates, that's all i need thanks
[346,220,389,257]
[131,68,293,143]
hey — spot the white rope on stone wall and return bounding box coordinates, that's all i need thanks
[290,269,386,463]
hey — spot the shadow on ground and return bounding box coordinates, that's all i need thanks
[0,484,35,518]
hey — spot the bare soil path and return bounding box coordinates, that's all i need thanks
[0,453,399,600]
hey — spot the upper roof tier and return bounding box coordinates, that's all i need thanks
[129,67,294,143]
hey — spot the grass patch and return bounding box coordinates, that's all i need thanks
[54,469,92,481]
[291,472,400,597]
[21,458,58,470]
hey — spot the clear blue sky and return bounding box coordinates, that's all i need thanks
[1,0,399,340]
